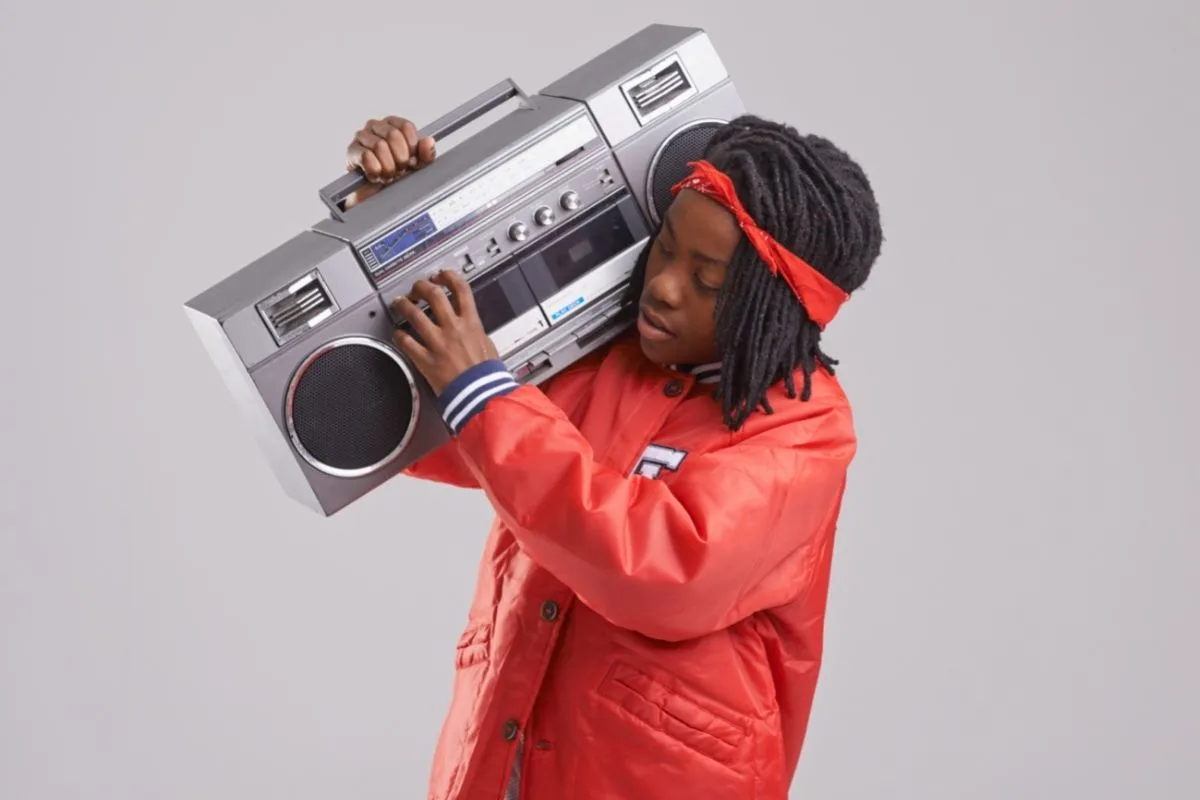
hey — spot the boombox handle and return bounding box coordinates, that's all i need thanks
[318,78,530,221]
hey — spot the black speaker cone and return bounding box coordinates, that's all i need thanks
[286,337,419,477]
[646,119,724,225]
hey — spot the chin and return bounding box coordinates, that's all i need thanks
[638,333,697,368]
[637,336,673,365]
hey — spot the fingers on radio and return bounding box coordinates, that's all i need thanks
[432,271,477,319]
[391,296,435,355]
[393,272,466,310]
[410,277,456,326]
[347,115,437,185]
[390,271,477,331]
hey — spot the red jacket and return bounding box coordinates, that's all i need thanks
[404,330,857,800]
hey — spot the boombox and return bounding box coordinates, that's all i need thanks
[184,23,745,515]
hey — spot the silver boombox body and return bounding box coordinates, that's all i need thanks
[184,23,745,515]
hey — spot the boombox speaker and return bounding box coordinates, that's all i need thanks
[184,23,745,515]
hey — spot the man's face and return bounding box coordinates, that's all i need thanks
[636,189,741,366]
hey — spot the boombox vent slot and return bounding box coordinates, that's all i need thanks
[259,273,337,345]
[624,59,694,121]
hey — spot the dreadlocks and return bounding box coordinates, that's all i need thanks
[626,114,884,431]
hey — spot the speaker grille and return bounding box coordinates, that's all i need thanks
[285,337,419,478]
[646,119,724,224]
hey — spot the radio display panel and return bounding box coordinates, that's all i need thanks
[360,116,597,280]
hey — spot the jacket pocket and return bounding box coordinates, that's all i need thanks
[454,622,492,670]
[596,661,749,768]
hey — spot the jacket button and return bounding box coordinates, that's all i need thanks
[540,600,559,621]
[502,719,519,741]
[664,379,684,397]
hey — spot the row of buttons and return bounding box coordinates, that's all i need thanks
[499,599,562,743]
[506,190,581,244]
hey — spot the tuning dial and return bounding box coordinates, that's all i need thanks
[508,221,529,243]
[560,190,580,211]
[534,205,556,226]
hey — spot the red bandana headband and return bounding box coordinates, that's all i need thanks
[671,160,849,330]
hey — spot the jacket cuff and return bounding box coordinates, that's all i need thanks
[436,359,520,435]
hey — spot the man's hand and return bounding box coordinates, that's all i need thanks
[391,271,499,396]
[343,115,437,208]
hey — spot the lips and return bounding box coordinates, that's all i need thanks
[638,304,676,333]
[638,303,676,340]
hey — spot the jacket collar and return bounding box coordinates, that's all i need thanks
[670,361,722,385]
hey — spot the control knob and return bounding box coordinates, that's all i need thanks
[508,221,529,243]
[534,205,556,226]
[560,190,581,211]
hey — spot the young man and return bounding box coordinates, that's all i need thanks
[343,111,883,799]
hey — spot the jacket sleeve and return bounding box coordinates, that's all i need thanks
[443,360,857,642]
[401,442,478,488]
[401,357,600,489]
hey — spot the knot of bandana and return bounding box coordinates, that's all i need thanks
[671,160,850,330]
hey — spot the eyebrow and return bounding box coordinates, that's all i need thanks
[663,212,729,267]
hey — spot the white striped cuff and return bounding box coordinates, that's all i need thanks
[436,360,520,435]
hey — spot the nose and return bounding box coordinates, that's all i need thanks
[644,263,685,309]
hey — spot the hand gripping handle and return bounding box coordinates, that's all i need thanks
[319,78,529,221]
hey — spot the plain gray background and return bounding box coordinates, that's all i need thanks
[2,0,1197,797]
